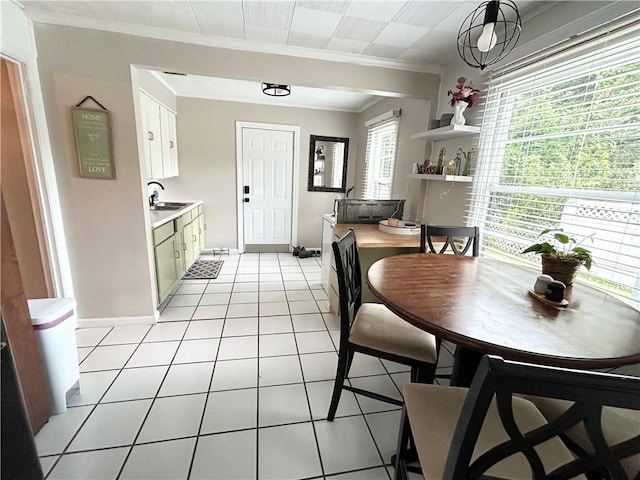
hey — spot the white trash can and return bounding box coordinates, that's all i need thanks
[28,298,80,415]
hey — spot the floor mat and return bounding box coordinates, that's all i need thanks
[182,260,224,280]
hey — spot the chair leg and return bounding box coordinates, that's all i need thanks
[393,406,411,480]
[327,346,350,421]
[345,350,355,377]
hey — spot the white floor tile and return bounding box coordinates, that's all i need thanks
[305,380,361,420]
[68,370,119,406]
[217,336,258,360]
[47,447,128,480]
[35,406,93,456]
[144,322,188,342]
[258,423,322,480]
[281,265,302,272]
[312,289,328,301]
[284,281,310,290]
[323,312,340,330]
[329,466,391,480]
[80,344,137,372]
[305,272,322,281]
[236,273,259,282]
[190,430,256,480]
[39,456,57,477]
[125,341,179,368]
[366,410,403,462]
[210,358,258,390]
[204,283,233,294]
[259,273,283,282]
[192,304,228,320]
[68,400,152,451]
[296,331,335,353]
[349,376,402,414]
[300,352,338,382]
[173,338,220,363]
[282,272,305,281]
[258,355,303,386]
[348,354,388,377]
[184,319,224,339]
[102,366,168,402]
[260,265,281,273]
[231,282,259,292]
[227,303,259,318]
[381,359,411,374]
[278,257,299,265]
[258,314,293,334]
[159,306,196,322]
[292,313,327,332]
[230,291,259,303]
[259,301,290,317]
[77,347,93,363]
[308,280,324,290]
[215,274,241,283]
[137,394,206,443]
[176,283,207,295]
[315,416,383,475]
[167,294,201,307]
[259,333,297,357]
[199,292,231,305]
[259,290,287,303]
[237,266,259,274]
[317,299,332,312]
[76,327,111,347]
[159,362,214,396]
[289,300,320,315]
[201,388,257,433]
[120,437,195,480]
[286,289,314,301]
[259,383,311,427]
[390,372,411,393]
[260,281,285,291]
[223,316,258,336]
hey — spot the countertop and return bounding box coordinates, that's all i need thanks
[150,200,203,229]
[332,223,420,248]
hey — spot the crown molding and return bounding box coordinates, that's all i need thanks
[26,11,444,75]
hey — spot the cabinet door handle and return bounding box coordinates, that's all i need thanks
[183,243,187,251]
[193,235,197,242]
[169,140,174,148]
[148,131,154,141]
[175,250,180,259]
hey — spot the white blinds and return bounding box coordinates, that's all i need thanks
[362,116,400,199]
[468,24,640,305]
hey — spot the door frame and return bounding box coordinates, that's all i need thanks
[235,121,300,253]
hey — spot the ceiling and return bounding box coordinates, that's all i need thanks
[19,0,543,111]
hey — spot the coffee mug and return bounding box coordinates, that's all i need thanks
[545,280,566,302]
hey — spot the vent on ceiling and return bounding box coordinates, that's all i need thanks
[162,71,187,76]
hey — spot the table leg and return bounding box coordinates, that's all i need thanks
[451,347,484,387]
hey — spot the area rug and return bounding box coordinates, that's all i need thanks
[182,260,224,280]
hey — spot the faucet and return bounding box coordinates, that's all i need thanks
[147,181,165,207]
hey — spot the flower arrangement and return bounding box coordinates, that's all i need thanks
[448,77,480,108]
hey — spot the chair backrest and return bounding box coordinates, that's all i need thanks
[332,229,362,341]
[420,225,479,256]
[444,356,640,479]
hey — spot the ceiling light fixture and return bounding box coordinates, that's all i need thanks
[457,0,521,70]
[262,83,291,97]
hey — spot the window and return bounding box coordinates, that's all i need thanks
[362,111,400,199]
[469,25,640,305]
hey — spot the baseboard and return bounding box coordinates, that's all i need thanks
[77,313,158,328]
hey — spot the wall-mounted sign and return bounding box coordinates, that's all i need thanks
[71,107,115,179]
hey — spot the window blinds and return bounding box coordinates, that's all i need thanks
[468,23,640,305]
[362,113,400,200]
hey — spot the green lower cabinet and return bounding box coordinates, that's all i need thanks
[155,234,179,304]
[182,221,195,270]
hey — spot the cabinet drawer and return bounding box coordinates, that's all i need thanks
[176,210,193,229]
[153,221,175,246]
[197,204,203,215]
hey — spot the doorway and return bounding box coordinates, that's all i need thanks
[236,122,300,253]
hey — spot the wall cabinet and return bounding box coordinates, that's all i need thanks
[140,91,178,180]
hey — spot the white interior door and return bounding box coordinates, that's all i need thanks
[242,127,294,246]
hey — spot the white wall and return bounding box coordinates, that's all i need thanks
[31,23,440,322]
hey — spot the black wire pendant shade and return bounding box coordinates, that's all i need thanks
[262,83,291,97]
[457,0,521,70]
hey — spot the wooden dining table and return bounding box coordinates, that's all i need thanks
[367,253,640,386]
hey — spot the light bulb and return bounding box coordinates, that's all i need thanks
[477,22,497,52]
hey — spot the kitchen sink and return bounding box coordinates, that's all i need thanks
[150,202,192,211]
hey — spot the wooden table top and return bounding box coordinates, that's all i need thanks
[367,254,640,370]
[332,224,420,248]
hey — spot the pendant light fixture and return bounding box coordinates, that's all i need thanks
[261,83,291,97]
[457,0,521,70]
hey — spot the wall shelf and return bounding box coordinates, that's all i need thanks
[406,174,473,182]
[410,125,480,141]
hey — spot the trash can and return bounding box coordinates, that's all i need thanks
[28,298,80,415]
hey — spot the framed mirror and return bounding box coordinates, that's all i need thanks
[308,135,349,192]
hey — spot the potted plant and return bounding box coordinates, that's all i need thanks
[522,228,594,286]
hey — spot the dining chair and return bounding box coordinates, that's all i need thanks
[327,229,438,421]
[393,355,640,480]
[420,225,479,256]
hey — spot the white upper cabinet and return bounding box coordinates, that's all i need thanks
[139,91,179,180]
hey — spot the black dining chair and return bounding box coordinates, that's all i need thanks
[327,229,438,421]
[420,225,479,257]
[393,355,640,480]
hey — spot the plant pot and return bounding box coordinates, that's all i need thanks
[541,254,581,286]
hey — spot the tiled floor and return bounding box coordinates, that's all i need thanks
[36,252,453,479]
